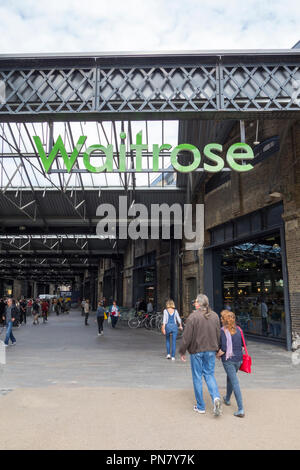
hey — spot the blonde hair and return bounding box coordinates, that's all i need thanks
[166,299,175,309]
[221,310,237,335]
[195,294,211,319]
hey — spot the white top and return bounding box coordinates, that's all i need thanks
[162,309,182,326]
[111,306,119,317]
[147,303,154,313]
[259,302,268,318]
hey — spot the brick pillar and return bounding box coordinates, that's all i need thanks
[284,212,300,339]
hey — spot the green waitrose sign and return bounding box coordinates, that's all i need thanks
[33,131,254,174]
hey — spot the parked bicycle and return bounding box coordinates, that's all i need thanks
[150,312,163,331]
[128,311,155,329]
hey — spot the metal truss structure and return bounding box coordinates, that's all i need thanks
[0,49,300,287]
[1,50,300,121]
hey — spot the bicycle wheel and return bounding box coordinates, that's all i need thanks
[128,317,140,328]
[149,315,157,329]
[156,317,163,331]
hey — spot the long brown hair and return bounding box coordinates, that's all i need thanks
[221,310,237,335]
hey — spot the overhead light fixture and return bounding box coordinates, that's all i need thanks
[75,200,85,210]
[269,192,282,198]
[20,200,35,211]
[240,120,245,143]
[253,120,260,145]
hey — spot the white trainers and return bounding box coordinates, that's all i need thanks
[194,405,205,414]
[166,354,171,359]
[171,357,175,361]
[213,397,222,416]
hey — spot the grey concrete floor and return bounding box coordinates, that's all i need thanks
[1,309,299,391]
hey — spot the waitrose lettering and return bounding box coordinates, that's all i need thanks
[33,130,254,174]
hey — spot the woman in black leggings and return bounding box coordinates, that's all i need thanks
[96,301,105,336]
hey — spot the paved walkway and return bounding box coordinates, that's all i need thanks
[0,309,300,450]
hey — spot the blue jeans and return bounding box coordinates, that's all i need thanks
[190,351,220,411]
[270,322,281,337]
[222,360,244,412]
[5,321,16,345]
[165,324,178,357]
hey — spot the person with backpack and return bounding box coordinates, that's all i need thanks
[161,299,183,361]
[179,294,222,417]
[217,310,245,418]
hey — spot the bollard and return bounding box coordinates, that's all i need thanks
[0,339,6,366]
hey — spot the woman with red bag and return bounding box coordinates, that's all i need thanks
[217,310,245,418]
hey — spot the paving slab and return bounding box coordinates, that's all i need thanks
[1,310,299,450]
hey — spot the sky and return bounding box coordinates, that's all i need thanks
[0,0,299,54]
[0,0,300,190]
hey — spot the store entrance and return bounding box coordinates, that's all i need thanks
[219,232,285,342]
[133,252,157,311]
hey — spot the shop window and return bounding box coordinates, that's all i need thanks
[220,233,285,342]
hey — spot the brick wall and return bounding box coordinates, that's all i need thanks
[197,119,300,339]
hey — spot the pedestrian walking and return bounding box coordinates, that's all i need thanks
[95,301,105,336]
[108,300,120,328]
[19,298,27,325]
[41,300,49,323]
[32,299,40,325]
[179,294,222,416]
[27,298,33,319]
[54,298,60,316]
[84,299,90,326]
[2,298,19,346]
[217,310,245,418]
[161,299,183,360]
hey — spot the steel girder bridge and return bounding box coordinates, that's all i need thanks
[0,49,300,287]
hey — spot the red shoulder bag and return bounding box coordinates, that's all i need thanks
[237,326,252,374]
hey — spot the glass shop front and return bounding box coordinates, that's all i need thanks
[220,233,285,342]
